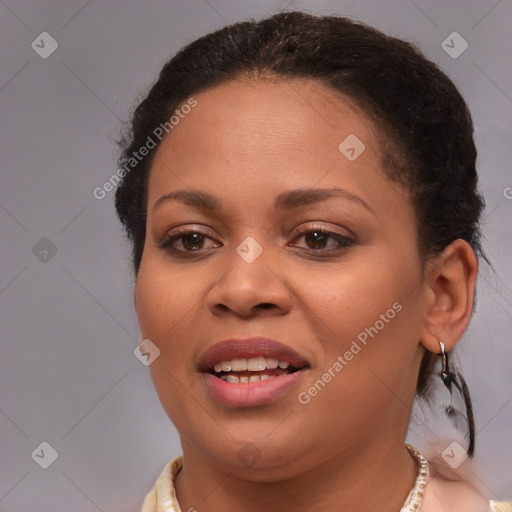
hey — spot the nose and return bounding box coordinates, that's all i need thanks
[206,247,292,318]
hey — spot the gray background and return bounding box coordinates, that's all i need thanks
[1,0,511,510]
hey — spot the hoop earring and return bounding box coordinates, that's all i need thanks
[438,340,475,457]
[439,341,453,389]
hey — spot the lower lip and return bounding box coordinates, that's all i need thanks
[202,370,307,407]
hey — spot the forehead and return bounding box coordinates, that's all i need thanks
[165,77,378,156]
[146,77,403,216]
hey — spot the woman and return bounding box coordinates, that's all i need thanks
[114,11,511,511]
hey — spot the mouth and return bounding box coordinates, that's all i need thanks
[197,337,310,407]
[209,356,303,383]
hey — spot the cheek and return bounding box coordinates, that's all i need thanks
[135,254,201,338]
[134,262,193,386]
[303,254,419,346]
[298,252,423,404]
[303,257,421,412]
[134,258,206,422]
[135,270,168,340]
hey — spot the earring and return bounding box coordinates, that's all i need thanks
[439,341,453,389]
[439,341,455,416]
[438,340,475,457]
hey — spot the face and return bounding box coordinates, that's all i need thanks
[135,77,427,479]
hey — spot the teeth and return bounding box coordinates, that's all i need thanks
[220,374,279,383]
[247,356,266,371]
[265,357,279,369]
[213,356,293,373]
[230,358,248,372]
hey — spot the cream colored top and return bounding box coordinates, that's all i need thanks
[140,454,511,512]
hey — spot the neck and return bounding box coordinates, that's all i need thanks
[174,437,418,512]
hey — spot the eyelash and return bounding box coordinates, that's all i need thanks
[158,225,355,257]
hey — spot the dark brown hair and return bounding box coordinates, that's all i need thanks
[115,11,485,455]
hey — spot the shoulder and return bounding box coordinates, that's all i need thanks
[140,455,184,512]
[422,471,491,511]
[420,459,512,512]
[140,486,156,512]
[490,501,512,512]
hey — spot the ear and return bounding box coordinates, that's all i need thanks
[420,239,478,354]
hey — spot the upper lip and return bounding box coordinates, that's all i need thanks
[197,337,310,372]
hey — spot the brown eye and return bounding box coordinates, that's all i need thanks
[158,229,221,255]
[304,230,330,249]
[180,232,205,251]
[291,227,354,252]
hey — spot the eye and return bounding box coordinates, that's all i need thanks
[158,227,222,254]
[157,224,354,256]
[290,225,354,251]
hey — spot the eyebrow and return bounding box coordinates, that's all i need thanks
[274,187,376,216]
[153,189,221,212]
[152,187,376,216]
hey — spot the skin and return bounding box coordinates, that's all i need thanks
[134,77,479,511]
